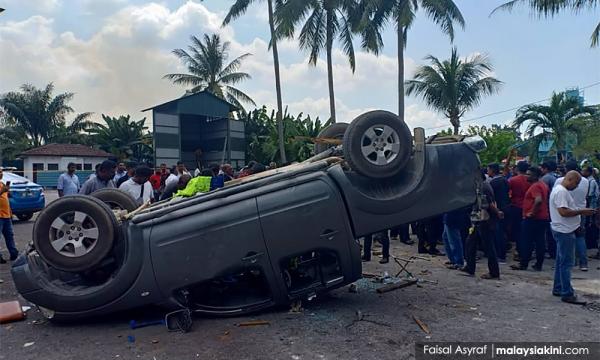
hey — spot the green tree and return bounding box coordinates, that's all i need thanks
[275,0,357,123]
[405,48,503,135]
[354,0,465,121]
[244,106,330,164]
[492,0,600,47]
[223,0,288,163]
[164,34,255,112]
[0,83,93,148]
[87,115,153,163]
[466,125,521,165]
[512,92,597,157]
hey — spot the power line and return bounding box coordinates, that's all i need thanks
[423,80,600,131]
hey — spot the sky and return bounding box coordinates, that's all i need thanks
[0,0,599,135]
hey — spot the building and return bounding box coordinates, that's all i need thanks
[143,91,246,171]
[19,144,113,187]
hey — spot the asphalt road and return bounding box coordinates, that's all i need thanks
[0,191,599,360]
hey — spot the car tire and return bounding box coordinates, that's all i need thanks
[314,123,349,154]
[33,196,117,272]
[90,188,138,212]
[16,213,33,222]
[343,110,413,179]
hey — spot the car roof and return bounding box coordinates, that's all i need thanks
[2,172,39,186]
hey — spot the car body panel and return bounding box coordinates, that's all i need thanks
[11,137,482,320]
[2,172,45,216]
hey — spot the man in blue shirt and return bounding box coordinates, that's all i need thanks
[57,162,80,197]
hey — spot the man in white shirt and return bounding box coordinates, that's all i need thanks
[555,161,590,271]
[118,166,154,206]
[550,171,596,304]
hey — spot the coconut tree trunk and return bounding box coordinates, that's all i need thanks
[267,0,287,164]
[397,25,405,122]
[451,116,460,135]
[326,11,336,123]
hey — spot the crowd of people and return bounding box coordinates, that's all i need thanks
[362,159,600,303]
[56,159,275,204]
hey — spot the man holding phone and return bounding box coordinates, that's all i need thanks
[0,167,19,263]
[550,170,596,304]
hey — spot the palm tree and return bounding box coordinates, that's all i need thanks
[512,92,598,158]
[492,0,600,47]
[0,83,92,147]
[223,0,288,163]
[405,48,503,135]
[275,0,357,123]
[87,115,153,163]
[164,34,256,113]
[354,0,465,121]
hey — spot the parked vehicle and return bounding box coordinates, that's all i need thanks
[2,171,45,221]
[12,111,485,321]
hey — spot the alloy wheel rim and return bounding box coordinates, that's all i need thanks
[360,125,401,166]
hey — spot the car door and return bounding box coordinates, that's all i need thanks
[149,196,282,312]
[256,177,358,297]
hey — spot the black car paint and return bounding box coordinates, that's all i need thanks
[12,139,481,320]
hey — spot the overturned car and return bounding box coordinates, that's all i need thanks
[12,111,485,321]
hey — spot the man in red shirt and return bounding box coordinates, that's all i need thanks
[507,161,531,259]
[511,166,549,271]
[149,170,162,202]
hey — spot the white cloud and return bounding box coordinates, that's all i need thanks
[0,0,444,133]
[2,0,61,13]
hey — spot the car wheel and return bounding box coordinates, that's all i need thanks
[90,188,138,212]
[343,110,413,179]
[16,213,34,222]
[314,123,349,154]
[33,196,116,272]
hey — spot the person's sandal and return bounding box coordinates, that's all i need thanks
[379,257,389,264]
[561,296,586,305]
[510,264,527,270]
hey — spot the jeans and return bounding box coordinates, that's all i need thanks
[465,222,499,278]
[443,224,464,266]
[552,230,576,298]
[495,218,507,261]
[363,232,389,260]
[0,218,18,259]
[546,224,556,258]
[575,217,588,268]
[520,218,547,268]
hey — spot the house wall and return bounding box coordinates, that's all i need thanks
[22,156,107,188]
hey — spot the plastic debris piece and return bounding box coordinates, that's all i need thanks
[152,339,159,344]
[23,342,35,347]
[413,316,431,334]
[21,306,31,312]
[127,335,135,343]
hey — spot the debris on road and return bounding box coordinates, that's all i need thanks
[376,279,418,293]
[127,335,135,343]
[237,320,270,327]
[0,300,25,324]
[348,283,358,293]
[413,316,431,334]
[151,339,159,344]
[289,300,303,313]
[23,342,35,348]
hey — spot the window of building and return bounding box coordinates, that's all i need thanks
[47,163,59,171]
[32,163,44,171]
[83,163,92,170]
[76,164,83,170]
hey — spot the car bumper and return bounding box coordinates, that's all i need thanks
[9,198,45,215]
